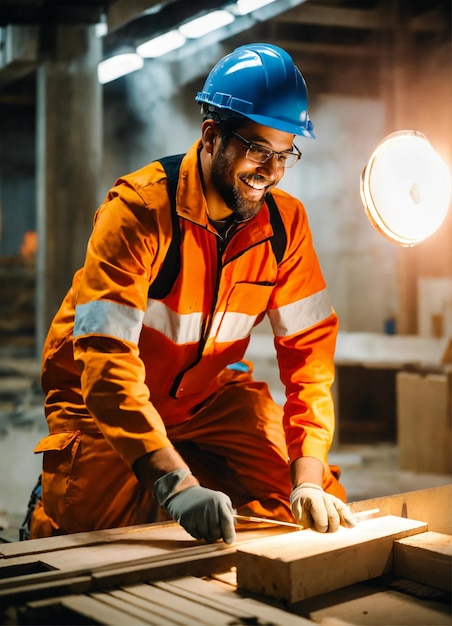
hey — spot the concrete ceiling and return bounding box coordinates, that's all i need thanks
[0,0,450,100]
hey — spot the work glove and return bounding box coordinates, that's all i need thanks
[290,482,356,533]
[154,469,236,544]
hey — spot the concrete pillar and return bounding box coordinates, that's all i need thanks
[36,24,102,354]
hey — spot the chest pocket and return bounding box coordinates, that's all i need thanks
[214,282,275,343]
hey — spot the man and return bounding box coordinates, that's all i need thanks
[30,43,355,544]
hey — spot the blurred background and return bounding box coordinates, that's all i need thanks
[0,0,451,540]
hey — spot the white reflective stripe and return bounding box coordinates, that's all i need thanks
[143,299,203,344]
[74,300,144,343]
[143,301,255,345]
[210,311,257,342]
[269,288,333,337]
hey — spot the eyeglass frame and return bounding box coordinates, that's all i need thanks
[226,128,302,168]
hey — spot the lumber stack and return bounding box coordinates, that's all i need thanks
[0,521,282,606]
[11,576,313,626]
[1,485,451,625]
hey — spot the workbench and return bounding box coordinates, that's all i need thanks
[1,485,451,625]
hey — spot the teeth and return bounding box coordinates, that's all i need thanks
[245,178,266,190]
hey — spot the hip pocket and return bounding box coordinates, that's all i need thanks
[34,431,81,475]
[34,431,81,529]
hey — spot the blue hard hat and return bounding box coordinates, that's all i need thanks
[196,43,315,138]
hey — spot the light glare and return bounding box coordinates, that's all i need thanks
[234,0,277,15]
[98,53,143,84]
[179,11,235,39]
[137,31,186,58]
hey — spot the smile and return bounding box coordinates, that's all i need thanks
[242,176,271,191]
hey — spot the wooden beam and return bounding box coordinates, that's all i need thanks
[274,4,380,29]
[350,484,452,535]
[408,8,450,32]
[274,3,448,33]
[394,531,452,592]
[0,25,39,87]
[236,516,428,603]
[107,0,165,32]
[269,39,377,59]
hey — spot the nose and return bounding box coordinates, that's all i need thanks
[256,153,282,178]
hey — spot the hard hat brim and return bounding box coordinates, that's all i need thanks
[245,112,316,139]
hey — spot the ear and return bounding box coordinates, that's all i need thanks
[201,120,218,155]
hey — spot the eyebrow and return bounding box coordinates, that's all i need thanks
[246,134,294,152]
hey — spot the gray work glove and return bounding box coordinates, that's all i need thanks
[290,482,356,533]
[153,469,236,544]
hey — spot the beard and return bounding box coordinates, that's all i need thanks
[210,140,271,221]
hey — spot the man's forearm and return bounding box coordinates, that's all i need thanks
[290,455,324,488]
[133,446,199,492]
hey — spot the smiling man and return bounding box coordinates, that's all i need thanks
[29,43,354,543]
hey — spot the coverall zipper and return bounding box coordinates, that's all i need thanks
[169,222,241,398]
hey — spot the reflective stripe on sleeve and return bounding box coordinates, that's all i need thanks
[268,288,333,337]
[143,300,203,344]
[74,300,144,343]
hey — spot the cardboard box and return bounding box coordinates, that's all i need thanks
[396,370,452,474]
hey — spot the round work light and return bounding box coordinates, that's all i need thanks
[360,130,451,246]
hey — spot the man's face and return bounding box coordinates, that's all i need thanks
[209,121,296,220]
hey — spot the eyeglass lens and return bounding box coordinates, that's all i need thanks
[229,129,300,168]
[247,146,299,167]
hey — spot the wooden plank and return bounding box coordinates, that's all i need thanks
[1,518,247,560]
[0,575,93,605]
[60,594,154,626]
[22,585,234,626]
[161,576,314,626]
[350,484,452,535]
[24,592,161,626]
[394,531,452,591]
[0,523,288,593]
[91,588,198,625]
[0,520,184,559]
[21,578,316,626]
[236,515,428,603]
[90,545,237,589]
[117,582,237,625]
[5,535,230,577]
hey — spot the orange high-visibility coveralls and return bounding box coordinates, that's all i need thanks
[31,140,345,538]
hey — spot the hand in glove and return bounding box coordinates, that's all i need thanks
[154,469,236,544]
[290,482,356,532]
